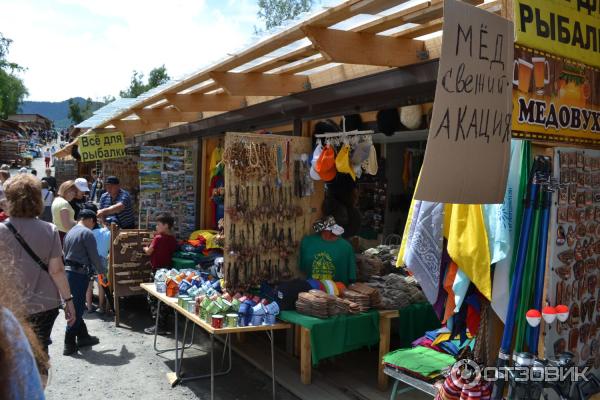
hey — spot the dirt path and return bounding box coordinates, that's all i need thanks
[45,297,299,400]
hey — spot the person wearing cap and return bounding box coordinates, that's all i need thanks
[62,209,106,355]
[298,215,357,285]
[70,178,90,220]
[97,176,136,229]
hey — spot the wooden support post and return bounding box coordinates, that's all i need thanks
[300,327,311,384]
[293,118,303,136]
[378,314,392,390]
[110,223,120,327]
[294,324,301,357]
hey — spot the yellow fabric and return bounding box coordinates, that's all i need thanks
[209,147,223,178]
[189,229,221,249]
[431,331,474,346]
[445,204,492,300]
[335,144,356,180]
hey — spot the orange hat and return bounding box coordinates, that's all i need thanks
[315,144,337,182]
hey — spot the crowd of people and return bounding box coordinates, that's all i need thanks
[0,168,155,398]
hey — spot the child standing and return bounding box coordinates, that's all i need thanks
[93,217,112,314]
[143,213,177,335]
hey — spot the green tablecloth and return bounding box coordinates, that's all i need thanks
[279,310,380,366]
[396,302,441,348]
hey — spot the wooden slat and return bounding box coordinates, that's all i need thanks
[304,26,424,67]
[405,0,483,24]
[209,72,310,96]
[274,56,330,74]
[134,108,202,123]
[165,93,246,112]
[245,45,319,73]
[355,1,431,34]
[112,120,169,136]
[395,1,501,39]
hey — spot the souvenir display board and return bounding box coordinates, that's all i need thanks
[109,227,153,326]
[545,148,600,370]
[222,132,321,289]
[101,151,140,217]
[54,159,78,185]
[138,146,196,238]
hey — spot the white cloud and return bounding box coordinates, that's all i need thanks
[0,0,257,101]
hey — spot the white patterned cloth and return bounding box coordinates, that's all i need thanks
[404,201,445,304]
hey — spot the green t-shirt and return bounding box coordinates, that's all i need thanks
[299,234,357,285]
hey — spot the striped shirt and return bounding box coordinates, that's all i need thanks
[99,189,136,229]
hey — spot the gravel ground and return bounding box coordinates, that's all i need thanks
[45,296,300,400]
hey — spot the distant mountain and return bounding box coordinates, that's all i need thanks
[20,97,104,129]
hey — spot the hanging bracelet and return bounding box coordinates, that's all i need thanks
[63,296,74,303]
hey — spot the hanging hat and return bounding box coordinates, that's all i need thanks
[315,145,336,182]
[335,143,356,181]
[351,141,371,166]
[310,143,324,181]
[363,145,378,175]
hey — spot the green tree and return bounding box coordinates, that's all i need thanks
[68,98,84,124]
[102,95,116,104]
[256,0,314,31]
[119,65,170,98]
[0,33,28,119]
[68,97,96,124]
[147,65,169,89]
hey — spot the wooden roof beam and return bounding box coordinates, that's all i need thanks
[209,72,310,96]
[303,27,426,67]
[133,108,202,123]
[165,94,247,112]
[111,120,169,136]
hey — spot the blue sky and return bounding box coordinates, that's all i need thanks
[0,0,278,101]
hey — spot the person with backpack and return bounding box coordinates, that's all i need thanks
[40,181,54,222]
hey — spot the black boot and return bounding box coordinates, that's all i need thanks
[77,321,100,348]
[64,331,78,356]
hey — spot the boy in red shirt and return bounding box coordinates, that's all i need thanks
[143,213,177,335]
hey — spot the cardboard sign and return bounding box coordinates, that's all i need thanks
[415,0,514,204]
[512,46,600,145]
[514,0,600,69]
[78,132,126,162]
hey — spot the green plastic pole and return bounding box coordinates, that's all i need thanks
[513,193,541,353]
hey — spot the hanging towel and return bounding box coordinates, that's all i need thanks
[209,146,223,179]
[446,204,492,300]
[491,140,528,323]
[452,269,470,313]
[398,197,421,267]
[483,203,509,265]
[443,262,459,324]
[398,174,422,267]
[404,201,445,304]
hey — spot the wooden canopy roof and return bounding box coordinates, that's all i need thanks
[87,0,504,137]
